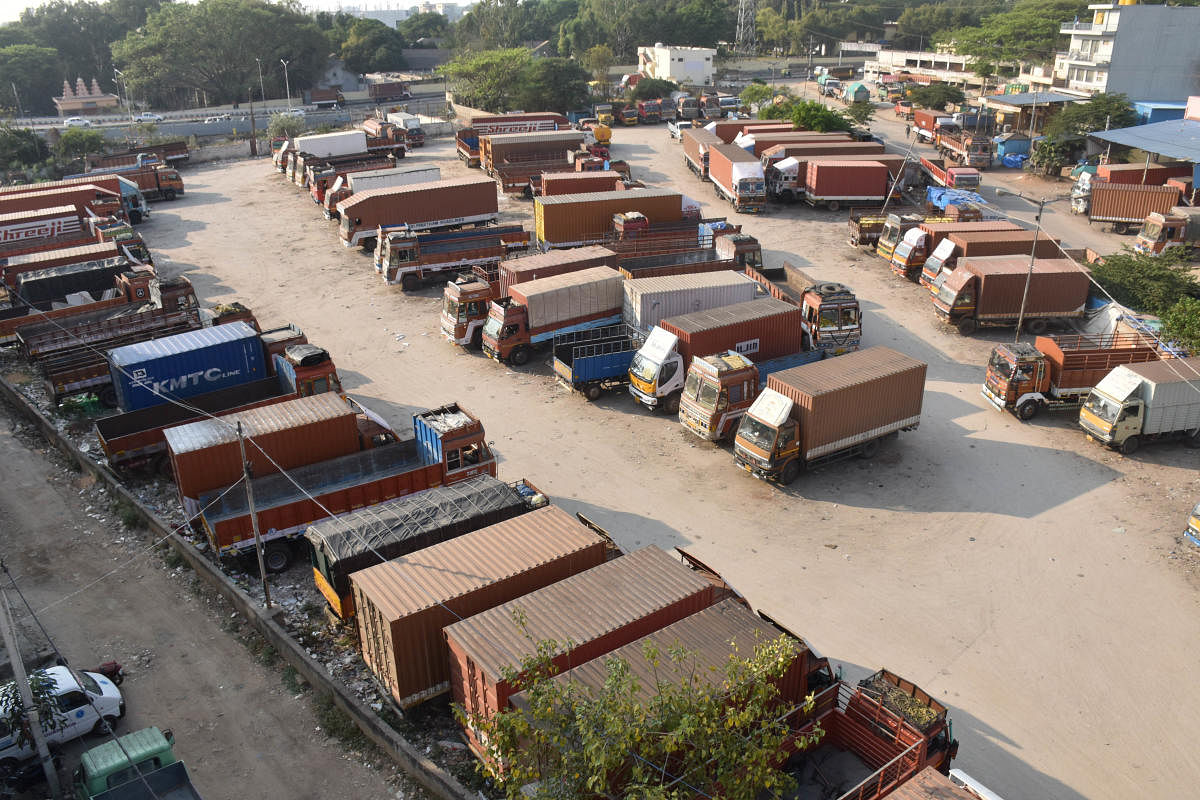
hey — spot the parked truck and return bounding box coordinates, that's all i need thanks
[890,221,1022,281]
[919,230,1061,290]
[70,163,184,203]
[708,143,766,213]
[527,169,624,198]
[932,256,1090,335]
[374,224,529,290]
[480,131,584,176]
[733,346,927,484]
[752,263,862,356]
[1079,357,1200,454]
[197,403,495,570]
[1,239,141,290]
[482,266,624,365]
[682,128,723,179]
[74,727,201,800]
[874,212,954,262]
[456,113,570,166]
[1071,181,1179,234]
[553,323,647,400]
[367,81,411,102]
[805,161,890,212]
[617,233,763,280]
[937,127,992,169]
[1133,207,1200,255]
[0,267,166,344]
[0,184,124,223]
[286,131,369,183]
[323,164,441,219]
[919,156,981,190]
[534,189,683,248]
[380,113,424,148]
[636,99,661,124]
[912,109,943,143]
[982,332,1160,421]
[0,205,85,250]
[95,343,338,473]
[337,176,499,249]
[307,87,344,108]
[92,141,189,168]
[307,155,396,206]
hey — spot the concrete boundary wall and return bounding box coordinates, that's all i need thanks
[0,375,475,800]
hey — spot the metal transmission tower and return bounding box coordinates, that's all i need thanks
[734,0,759,54]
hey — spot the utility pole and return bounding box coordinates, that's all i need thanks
[280,59,292,110]
[10,82,22,120]
[0,587,63,799]
[236,422,272,608]
[255,58,267,109]
[248,88,257,157]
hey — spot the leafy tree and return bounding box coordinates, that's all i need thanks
[1162,296,1200,355]
[757,7,790,51]
[764,99,851,132]
[458,620,822,800]
[846,100,875,126]
[1027,135,1078,175]
[0,44,64,115]
[461,0,526,48]
[268,114,305,139]
[895,2,984,50]
[0,125,50,167]
[909,83,965,111]
[112,0,329,107]
[0,669,65,753]
[440,48,532,112]
[630,77,678,101]
[398,11,450,43]
[582,43,614,83]
[516,57,589,113]
[55,127,104,160]
[19,0,120,90]
[942,0,1089,64]
[315,10,360,54]
[1044,93,1137,139]
[0,24,35,48]
[1090,248,1199,315]
[741,82,774,109]
[340,18,407,73]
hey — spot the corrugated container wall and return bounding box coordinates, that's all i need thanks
[766,346,927,458]
[337,176,497,224]
[540,171,624,196]
[948,231,1061,258]
[509,266,624,329]
[748,135,884,158]
[108,322,266,413]
[624,271,759,332]
[352,505,608,709]
[444,545,717,742]
[681,129,722,173]
[535,190,682,246]
[660,297,805,365]
[1087,183,1180,221]
[498,246,617,297]
[295,131,367,159]
[164,393,360,501]
[709,121,792,142]
[482,131,584,170]
[806,161,889,197]
[1117,357,1200,435]
[960,256,1089,316]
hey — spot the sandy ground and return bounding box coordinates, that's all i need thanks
[0,419,419,799]
[36,117,1200,800]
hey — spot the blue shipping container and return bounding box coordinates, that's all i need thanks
[109,322,265,412]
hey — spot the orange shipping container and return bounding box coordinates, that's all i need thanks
[498,245,617,297]
[0,184,122,220]
[352,505,608,709]
[540,170,624,196]
[534,189,682,247]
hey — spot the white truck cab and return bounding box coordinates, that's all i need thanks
[628,327,686,412]
[0,665,125,764]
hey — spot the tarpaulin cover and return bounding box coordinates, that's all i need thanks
[926,187,986,209]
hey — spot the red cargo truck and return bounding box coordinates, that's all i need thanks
[367,81,411,102]
[360,118,408,158]
[1072,182,1180,233]
[932,256,1091,334]
[912,108,941,142]
[528,170,623,198]
[1,239,139,290]
[373,224,529,290]
[890,221,1021,281]
[455,113,569,167]
[480,131,584,175]
[308,155,397,206]
[0,185,123,222]
[682,128,723,178]
[0,205,85,249]
[805,161,890,211]
[919,230,1060,290]
[744,134,883,159]
[708,143,766,213]
[0,266,161,345]
[337,176,499,248]
[534,189,683,248]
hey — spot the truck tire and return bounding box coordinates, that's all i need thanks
[584,383,603,402]
[1113,222,1130,235]
[92,715,119,735]
[1120,435,1140,455]
[858,438,880,459]
[663,392,681,414]
[509,346,531,367]
[469,328,483,350]
[152,453,174,479]
[97,386,118,408]
[1024,318,1049,335]
[956,317,978,335]
[361,236,377,252]
[780,189,794,203]
[400,273,420,292]
[1186,429,1200,448]
[128,209,142,225]
[163,189,176,201]
[781,460,801,485]
[1016,400,1040,421]
[263,542,292,573]
[827,200,841,212]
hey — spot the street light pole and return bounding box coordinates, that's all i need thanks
[113,68,134,128]
[255,58,267,107]
[280,59,291,110]
[998,188,1067,343]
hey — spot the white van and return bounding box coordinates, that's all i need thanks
[0,666,125,765]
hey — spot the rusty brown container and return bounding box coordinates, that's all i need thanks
[2,241,124,288]
[747,134,882,158]
[352,505,608,709]
[707,143,760,196]
[1096,162,1193,185]
[1085,183,1180,222]
[948,230,1061,259]
[806,161,889,198]
[0,184,121,218]
[535,189,682,247]
[682,128,723,175]
[661,297,805,365]
[510,599,812,711]
[164,393,361,501]
[481,131,584,172]
[766,346,927,460]
[498,245,617,297]
[337,176,497,243]
[765,141,887,161]
[958,256,1091,318]
[540,171,623,196]
[709,121,792,143]
[889,768,979,800]
[444,545,716,745]
[918,221,1020,256]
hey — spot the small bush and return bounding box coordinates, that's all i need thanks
[314,693,370,750]
[113,497,144,529]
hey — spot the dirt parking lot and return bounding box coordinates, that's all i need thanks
[8,121,1199,800]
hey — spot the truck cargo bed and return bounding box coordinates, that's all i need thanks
[553,324,644,390]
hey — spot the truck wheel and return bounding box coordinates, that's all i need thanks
[780,190,794,203]
[128,209,142,225]
[152,453,173,479]
[827,200,841,212]
[858,438,880,459]
[1186,430,1200,449]
[509,346,531,367]
[163,189,176,201]
[1024,318,1049,335]
[469,328,483,350]
[1016,401,1040,421]
[97,386,118,408]
[91,715,118,735]
[362,236,377,252]
[663,393,681,414]
[400,273,420,291]
[263,542,292,573]
[1119,436,1140,455]
[584,384,603,402]
[781,460,801,485]
[1113,222,1130,235]
[955,317,978,335]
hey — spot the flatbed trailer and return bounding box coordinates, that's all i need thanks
[553,323,646,400]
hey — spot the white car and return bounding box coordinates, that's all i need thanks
[0,666,125,765]
[203,114,231,123]
[64,117,92,128]
[133,112,163,122]
[281,108,306,118]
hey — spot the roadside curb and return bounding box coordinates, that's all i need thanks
[0,375,476,800]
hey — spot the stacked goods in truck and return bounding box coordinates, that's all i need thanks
[2,240,130,289]
[480,131,584,174]
[13,260,127,306]
[805,161,889,210]
[444,545,719,752]
[323,164,441,218]
[933,256,1090,334]
[0,206,83,247]
[623,271,759,332]
[352,504,608,708]
[0,266,156,344]
[534,189,683,247]
[337,176,499,248]
[498,245,616,297]
[890,220,1021,281]
[108,321,267,412]
[921,230,1061,289]
[616,234,759,280]
[0,185,123,220]
[708,144,766,213]
[374,224,530,290]
[538,170,624,196]
[681,128,723,178]
[1074,183,1180,232]
[734,346,926,484]
[164,393,366,507]
[309,475,549,619]
[1079,356,1200,453]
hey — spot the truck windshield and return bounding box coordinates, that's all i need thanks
[819,307,859,329]
[443,297,463,322]
[1083,392,1121,423]
[987,350,1014,380]
[683,370,701,401]
[629,352,659,383]
[738,416,777,450]
[1142,221,1162,239]
[482,315,503,340]
[935,283,959,306]
[879,226,899,246]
